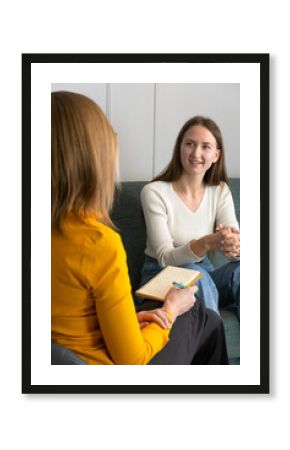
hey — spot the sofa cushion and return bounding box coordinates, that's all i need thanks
[51,342,88,365]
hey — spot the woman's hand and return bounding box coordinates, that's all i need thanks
[190,233,223,256]
[216,224,240,258]
[137,309,173,329]
[163,285,198,323]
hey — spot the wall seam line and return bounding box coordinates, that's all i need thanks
[106,83,111,120]
[152,83,157,178]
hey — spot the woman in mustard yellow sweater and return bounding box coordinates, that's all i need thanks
[51,91,228,365]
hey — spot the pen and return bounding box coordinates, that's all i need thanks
[172,281,186,289]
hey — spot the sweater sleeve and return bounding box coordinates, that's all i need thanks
[91,231,171,365]
[141,184,203,267]
[215,183,239,230]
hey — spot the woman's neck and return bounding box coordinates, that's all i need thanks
[173,174,205,196]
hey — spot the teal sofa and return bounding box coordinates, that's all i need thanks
[111,179,240,365]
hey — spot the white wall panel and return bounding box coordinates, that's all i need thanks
[110,84,155,181]
[51,83,107,114]
[154,83,240,177]
[51,83,239,181]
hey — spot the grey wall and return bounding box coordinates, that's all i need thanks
[52,83,240,180]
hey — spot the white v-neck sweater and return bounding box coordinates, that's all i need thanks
[140,181,239,268]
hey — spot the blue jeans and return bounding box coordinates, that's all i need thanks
[138,255,240,318]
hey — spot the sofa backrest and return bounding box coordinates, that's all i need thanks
[111,179,240,291]
[111,182,147,291]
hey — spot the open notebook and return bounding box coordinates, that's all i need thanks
[135,265,202,301]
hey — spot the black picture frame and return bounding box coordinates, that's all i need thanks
[22,53,269,394]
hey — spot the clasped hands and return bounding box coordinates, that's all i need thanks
[215,224,240,259]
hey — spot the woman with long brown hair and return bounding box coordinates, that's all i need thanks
[139,116,240,318]
[51,92,228,365]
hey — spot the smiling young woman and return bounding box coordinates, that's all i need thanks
[138,116,240,318]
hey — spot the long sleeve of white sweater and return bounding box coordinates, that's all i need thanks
[140,181,239,268]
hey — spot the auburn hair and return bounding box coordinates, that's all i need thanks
[153,116,228,185]
[51,91,118,233]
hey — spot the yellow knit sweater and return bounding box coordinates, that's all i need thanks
[51,211,170,364]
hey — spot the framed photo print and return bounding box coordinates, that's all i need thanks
[22,53,269,394]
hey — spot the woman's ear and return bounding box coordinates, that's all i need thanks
[213,148,221,163]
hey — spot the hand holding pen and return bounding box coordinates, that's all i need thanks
[163,283,199,322]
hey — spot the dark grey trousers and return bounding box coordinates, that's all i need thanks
[138,298,229,365]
